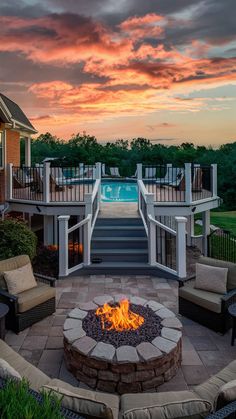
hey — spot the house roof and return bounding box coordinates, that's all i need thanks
[0,93,37,134]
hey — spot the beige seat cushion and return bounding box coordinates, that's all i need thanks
[17,282,55,313]
[0,358,22,380]
[179,280,223,313]
[195,263,227,295]
[4,262,37,295]
[199,256,236,291]
[120,391,212,419]
[0,339,50,390]
[195,360,236,407]
[216,379,236,409]
[43,378,119,419]
[0,255,30,290]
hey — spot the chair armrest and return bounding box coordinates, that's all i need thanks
[34,273,56,287]
[0,289,18,315]
[206,401,236,418]
[0,289,18,302]
[178,275,196,288]
[221,289,236,309]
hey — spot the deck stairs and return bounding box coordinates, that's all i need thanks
[76,217,176,278]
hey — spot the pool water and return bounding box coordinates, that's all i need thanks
[101,181,138,202]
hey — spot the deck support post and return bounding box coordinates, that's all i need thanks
[43,215,54,246]
[175,216,187,278]
[186,214,195,246]
[202,210,210,256]
[58,215,70,277]
[185,163,192,205]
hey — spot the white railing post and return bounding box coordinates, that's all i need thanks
[185,163,192,204]
[146,193,156,265]
[137,163,142,180]
[84,193,92,217]
[211,164,217,197]
[202,209,210,256]
[58,215,70,277]
[175,216,187,278]
[25,137,31,167]
[43,162,50,203]
[7,163,13,200]
[84,217,91,266]
[95,162,101,180]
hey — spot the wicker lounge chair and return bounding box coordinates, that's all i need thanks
[0,255,56,333]
[179,256,236,334]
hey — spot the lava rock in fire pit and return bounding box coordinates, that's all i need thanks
[82,302,163,348]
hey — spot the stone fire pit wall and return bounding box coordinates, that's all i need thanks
[63,295,182,394]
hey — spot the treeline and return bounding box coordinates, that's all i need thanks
[21,133,236,210]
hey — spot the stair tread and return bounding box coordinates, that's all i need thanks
[91,249,148,255]
[94,226,145,230]
[92,237,147,242]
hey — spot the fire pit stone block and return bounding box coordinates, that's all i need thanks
[63,297,182,394]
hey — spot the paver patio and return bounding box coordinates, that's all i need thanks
[5,275,236,392]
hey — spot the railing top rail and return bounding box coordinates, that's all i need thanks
[138,179,151,200]
[148,214,177,236]
[68,214,92,234]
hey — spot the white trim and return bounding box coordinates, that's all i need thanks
[0,97,12,120]
[11,118,37,134]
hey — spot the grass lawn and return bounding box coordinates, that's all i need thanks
[195,211,236,235]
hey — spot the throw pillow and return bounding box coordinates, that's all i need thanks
[4,263,37,295]
[216,379,236,410]
[194,263,228,294]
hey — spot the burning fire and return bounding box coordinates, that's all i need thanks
[96,299,144,332]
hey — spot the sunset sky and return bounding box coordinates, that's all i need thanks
[0,0,236,145]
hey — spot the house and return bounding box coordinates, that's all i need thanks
[0,94,220,280]
[0,93,37,205]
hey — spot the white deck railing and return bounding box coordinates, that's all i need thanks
[58,174,101,277]
[138,176,187,278]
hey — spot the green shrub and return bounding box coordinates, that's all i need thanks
[0,379,64,419]
[0,219,37,261]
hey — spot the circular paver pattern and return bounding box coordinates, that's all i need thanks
[63,296,182,394]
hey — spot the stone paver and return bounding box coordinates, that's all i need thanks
[78,301,98,311]
[5,273,236,392]
[144,300,163,311]
[152,336,176,354]
[161,327,182,343]
[130,296,147,306]
[161,318,182,329]
[63,326,86,343]
[73,336,97,355]
[91,342,115,361]
[64,318,83,331]
[68,308,87,319]
[93,295,113,306]
[136,342,162,361]
[116,345,139,363]
[156,308,176,319]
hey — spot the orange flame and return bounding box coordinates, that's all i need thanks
[96,299,144,331]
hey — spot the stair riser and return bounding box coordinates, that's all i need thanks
[91,240,148,250]
[91,253,148,263]
[93,229,146,238]
[71,266,176,278]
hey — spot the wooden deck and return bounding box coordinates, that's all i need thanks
[145,183,213,203]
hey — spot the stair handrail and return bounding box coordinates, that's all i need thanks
[148,214,176,236]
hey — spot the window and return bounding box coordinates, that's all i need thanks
[0,132,3,168]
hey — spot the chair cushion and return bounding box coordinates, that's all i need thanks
[216,379,236,410]
[179,280,223,313]
[42,378,119,419]
[17,282,56,313]
[199,256,236,291]
[195,360,236,407]
[0,339,50,391]
[4,263,37,295]
[120,391,212,419]
[0,255,30,290]
[195,263,227,294]
[0,358,21,380]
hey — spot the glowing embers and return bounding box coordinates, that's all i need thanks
[96,299,144,331]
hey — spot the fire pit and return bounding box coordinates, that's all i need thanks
[63,295,182,394]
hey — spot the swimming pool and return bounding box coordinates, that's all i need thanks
[101,181,138,202]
